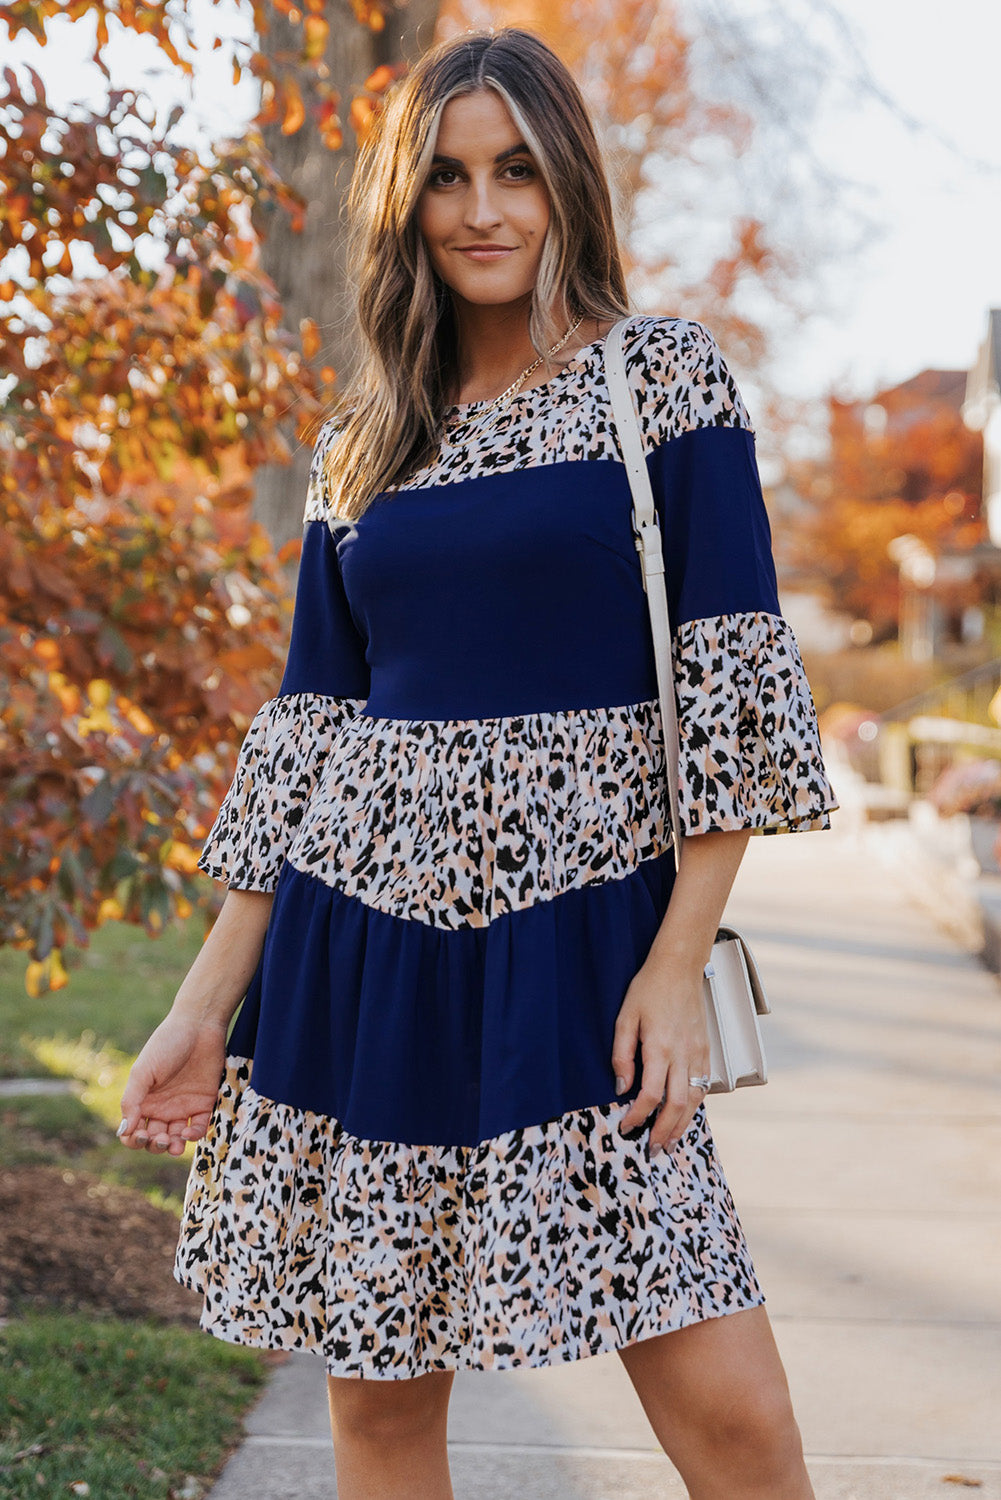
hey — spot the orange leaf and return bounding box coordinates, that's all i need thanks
[317,98,343,151]
[303,14,328,59]
[282,80,306,135]
[165,842,202,874]
[364,64,395,93]
[301,317,320,360]
[349,95,377,137]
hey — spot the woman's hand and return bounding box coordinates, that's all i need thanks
[117,1014,229,1156]
[610,956,711,1156]
[612,826,751,1153]
[115,884,274,1155]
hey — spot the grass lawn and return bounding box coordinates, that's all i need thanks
[0,1311,269,1499]
[0,894,283,1499]
[0,903,210,1077]
[0,899,214,1211]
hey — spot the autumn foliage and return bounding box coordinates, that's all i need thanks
[1,0,391,149]
[786,372,985,641]
[0,7,383,992]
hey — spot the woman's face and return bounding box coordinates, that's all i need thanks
[416,88,551,312]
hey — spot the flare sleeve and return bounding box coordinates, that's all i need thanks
[197,424,370,891]
[639,319,840,836]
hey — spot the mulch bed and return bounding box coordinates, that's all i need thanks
[0,1164,204,1327]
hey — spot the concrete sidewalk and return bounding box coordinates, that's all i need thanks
[203,802,1001,1499]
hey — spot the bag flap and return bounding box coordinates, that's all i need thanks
[715,925,771,1015]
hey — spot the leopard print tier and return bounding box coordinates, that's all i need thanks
[174,1055,766,1380]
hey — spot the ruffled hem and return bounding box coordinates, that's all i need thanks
[674,611,840,836]
[197,691,367,892]
[173,1054,766,1380]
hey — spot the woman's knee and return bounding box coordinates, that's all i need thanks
[710,1377,805,1479]
[619,1313,806,1483]
[326,1369,454,1446]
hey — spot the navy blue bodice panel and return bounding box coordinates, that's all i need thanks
[277,425,781,721]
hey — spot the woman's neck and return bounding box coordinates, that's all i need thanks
[448,308,606,405]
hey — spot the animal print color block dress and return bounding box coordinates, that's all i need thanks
[173,313,839,1379]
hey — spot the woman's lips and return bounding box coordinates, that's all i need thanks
[456,247,515,261]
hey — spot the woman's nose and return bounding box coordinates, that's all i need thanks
[463,177,504,230]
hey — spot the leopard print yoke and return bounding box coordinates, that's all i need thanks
[175,314,839,1378]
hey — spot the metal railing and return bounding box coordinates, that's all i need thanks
[879,655,1001,730]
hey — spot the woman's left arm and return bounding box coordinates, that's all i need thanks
[611,826,751,1154]
[606,317,840,1157]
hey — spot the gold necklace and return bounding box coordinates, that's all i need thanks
[442,315,586,440]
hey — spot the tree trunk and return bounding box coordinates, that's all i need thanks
[254,0,442,555]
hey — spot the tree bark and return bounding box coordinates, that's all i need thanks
[254,0,442,554]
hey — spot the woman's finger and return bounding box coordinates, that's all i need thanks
[610,1008,639,1101]
[649,1059,693,1153]
[138,1115,169,1146]
[119,1068,154,1126]
[155,1118,193,1155]
[117,1115,147,1148]
[618,1045,668,1134]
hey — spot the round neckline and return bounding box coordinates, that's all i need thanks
[442,331,611,417]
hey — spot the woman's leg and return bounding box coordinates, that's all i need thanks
[617,1305,814,1500]
[326,1368,456,1500]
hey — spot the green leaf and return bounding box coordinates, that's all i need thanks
[36,901,55,962]
[57,847,84,899]
[96,621,134,672]
[81,773,115,826]
[105,849,140,882]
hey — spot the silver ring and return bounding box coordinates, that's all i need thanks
[688,1075,711,1091]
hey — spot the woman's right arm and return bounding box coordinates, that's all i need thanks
[119,425,370,1155]
[117,888,274,1155]
[169,887,275,1028]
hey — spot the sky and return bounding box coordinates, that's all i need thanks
[6,0,1001,416]
[753,0,1001,405]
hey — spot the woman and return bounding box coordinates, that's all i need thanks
[118,26,838,1500]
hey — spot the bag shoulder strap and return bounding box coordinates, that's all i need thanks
[603,317,683,874]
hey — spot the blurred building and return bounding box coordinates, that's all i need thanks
[963,307,1001,546]
[875,357,995,664]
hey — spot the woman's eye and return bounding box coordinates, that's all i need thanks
[427,162,535,188]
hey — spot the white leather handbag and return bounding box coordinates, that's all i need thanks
[603,316,770,1092]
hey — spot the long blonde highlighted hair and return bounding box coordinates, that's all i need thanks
[325,25,630,520]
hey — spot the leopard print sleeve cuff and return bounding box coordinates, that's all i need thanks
[197,691,367,891]
[672,610,839,836]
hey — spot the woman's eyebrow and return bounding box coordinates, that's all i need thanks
[431,141,531,167]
